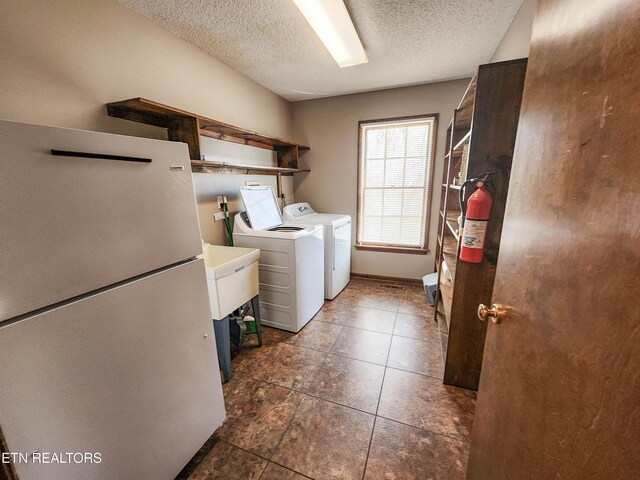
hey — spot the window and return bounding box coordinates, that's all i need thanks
[356,114,437,254]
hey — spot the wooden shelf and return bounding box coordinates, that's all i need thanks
[445,216,460,241]
[453,75,477,131]
[453,130,471,151]
[439,232,459,328]
[440,234,458,280]
[107,98,310,173]
[191,160,309,176]
[445,150,463,160]
[439,278,454,328]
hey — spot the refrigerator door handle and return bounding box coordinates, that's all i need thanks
[51,149,152,163]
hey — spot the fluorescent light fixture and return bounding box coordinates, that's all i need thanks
[293,0,368,68]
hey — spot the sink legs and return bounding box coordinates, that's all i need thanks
[213,295,262,383]
[251,295,263,347]
[213,316,231,383]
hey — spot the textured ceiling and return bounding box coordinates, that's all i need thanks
[120,0,524,101]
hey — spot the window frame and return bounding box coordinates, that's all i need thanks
[355,113,438,255]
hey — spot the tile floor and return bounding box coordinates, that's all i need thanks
[177,277,476,480]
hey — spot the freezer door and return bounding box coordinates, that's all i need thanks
[0,120,202,322]
[0,259,225,480]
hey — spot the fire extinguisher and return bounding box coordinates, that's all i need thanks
[459,172,497,263]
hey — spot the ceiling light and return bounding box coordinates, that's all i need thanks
[293,0,368,68]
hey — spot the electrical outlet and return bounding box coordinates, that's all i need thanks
[213,211,226,221]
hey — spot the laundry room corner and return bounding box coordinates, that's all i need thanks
[290,80,470,280]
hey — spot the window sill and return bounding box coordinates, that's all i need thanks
[355,244,430,255]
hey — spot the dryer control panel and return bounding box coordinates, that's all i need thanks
[283,202,316,218]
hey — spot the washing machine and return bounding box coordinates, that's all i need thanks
[233,186,324,333]
[283,202,351,300]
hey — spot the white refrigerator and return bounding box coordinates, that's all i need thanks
[0,120,225,479]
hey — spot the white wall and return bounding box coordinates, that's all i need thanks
[195,137,294,245]
[490,0,537,62]
[0,0,294,245]
[291,80,470,280]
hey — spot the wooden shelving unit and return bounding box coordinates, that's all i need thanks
[434,58,528,390]
[107,98,310,175]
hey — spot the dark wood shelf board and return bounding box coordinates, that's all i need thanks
[453,130,471,151]
[439,277,454,329]
[445,217,460,241]
[191,160,309,176]
[457,74,477,112]
[439,232,459,329]
[441,234,458,278]
[108,98,309,151]
[107,98,309,171]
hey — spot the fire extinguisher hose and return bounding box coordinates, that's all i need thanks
[459,171,497,221]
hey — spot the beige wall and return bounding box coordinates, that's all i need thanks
[490,0,537,62]
[195,137,294,245]
[0,0,537,268]
[291,80,470,279]
[0,0,294,245]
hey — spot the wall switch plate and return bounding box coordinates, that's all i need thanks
[213,211,226,221]
[245,181,261,186]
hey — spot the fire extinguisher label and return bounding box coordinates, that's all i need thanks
[462,219,488,249]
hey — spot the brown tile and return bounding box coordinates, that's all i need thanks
[229,326,295,379]
[316,305,397,334]
[321,294,359,313]
[387,335,444,378]
[341,277,373,292]
[393,312,439,340]
[364,417,468,480]
[378,368,476,441]
[216,378,303,457]
[230,344,274,381]
[176,435,219,479]
[187,440,266,480]
[285,320,343,352]
[401,283,426,294]
[330,326,392,365]
[354,291,399,312]
[248,326,296,347]
[260,463,308,480]
[397,292,432,317]
[303,354,385,413]
[251,343,327,390]
[272,396,375,480]
[312,302,357,322]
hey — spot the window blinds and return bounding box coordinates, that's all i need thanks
[357,117,436,249]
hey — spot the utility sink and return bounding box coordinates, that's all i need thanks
[199,244,260,320]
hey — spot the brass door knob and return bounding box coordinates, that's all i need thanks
[477,303,505,323]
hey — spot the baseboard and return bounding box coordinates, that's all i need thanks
[350,272,424,285]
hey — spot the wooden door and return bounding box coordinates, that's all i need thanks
[466,0,640,478]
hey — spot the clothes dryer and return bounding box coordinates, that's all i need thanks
[283,202,351,299]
